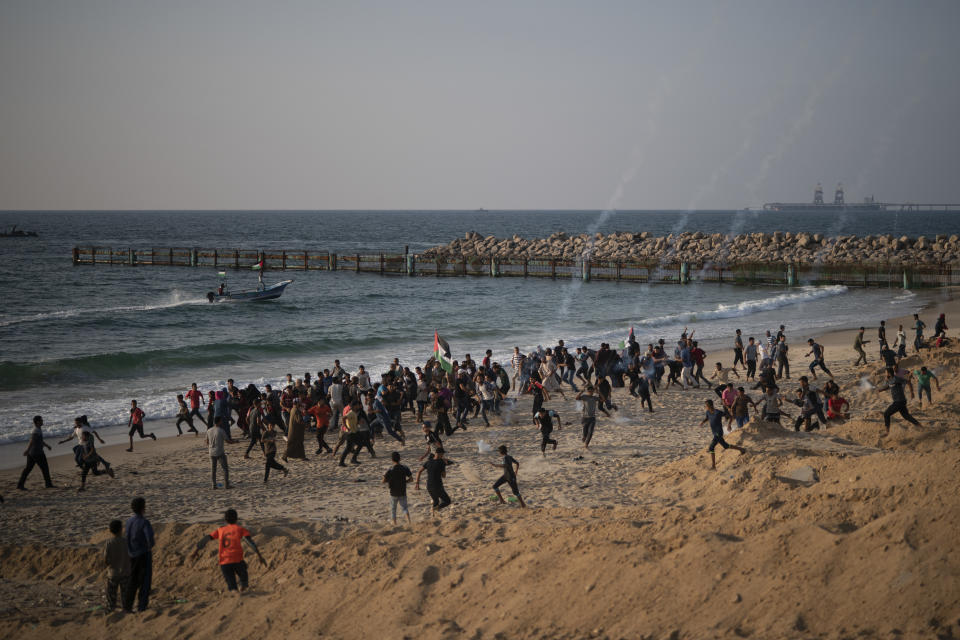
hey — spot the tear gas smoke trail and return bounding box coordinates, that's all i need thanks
[548,70,674,336]
[661,91,780,272]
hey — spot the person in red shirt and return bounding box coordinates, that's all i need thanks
[827,394,850,421]
[306,398,333,455]
[126,400,156,452]
[185,383,207,427]
[191,509,267,593]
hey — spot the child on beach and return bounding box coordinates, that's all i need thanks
[103,519,130,611]
[490,445,526,508]
[127,399,157,452]
[383,451,413,525]
[700,399,746,470]
[191,509,268,594]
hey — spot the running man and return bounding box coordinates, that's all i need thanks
[382,451,413,525]
[534,407,560,455]
[914,366,941,408]
[490,445,526,507]
[191,508,268,594]
[126,400,157,452]
[416,448,451,514]
[805,339,833,380]
[875,369,922,435]
[700,400,746,470]
[186,383,207,426]
[710,362,740,398]
[175,394,199,436]
[575,385,610,450]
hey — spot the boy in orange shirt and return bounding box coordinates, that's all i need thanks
[191,509,268,593]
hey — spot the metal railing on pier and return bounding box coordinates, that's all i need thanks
[71,247,959,289]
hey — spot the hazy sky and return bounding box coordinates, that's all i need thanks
[1,0,958,210]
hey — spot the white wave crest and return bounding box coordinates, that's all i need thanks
[634,285,848,328]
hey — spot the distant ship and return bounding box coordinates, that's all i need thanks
[763,183,960,213]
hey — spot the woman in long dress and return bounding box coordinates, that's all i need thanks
[283,399,307,461]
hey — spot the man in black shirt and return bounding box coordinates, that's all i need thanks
[534,408,559,455]
[876,370,921,435]
[382,452,412,525]
[416,449,452,514]
[490,445,526,508]
[18,415,55,489]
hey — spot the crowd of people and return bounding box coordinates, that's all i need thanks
[8,312,949,510]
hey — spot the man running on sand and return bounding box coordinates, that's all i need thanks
[127,400,157,452]
[534,407,560,455]
[876,369,922,435]
[805,339,833,380]
[416,448,452,515]
[700,400,746,470]
[490,445,526,508]
[575,385,610,450]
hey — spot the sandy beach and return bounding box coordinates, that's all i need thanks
[1,293,958,639]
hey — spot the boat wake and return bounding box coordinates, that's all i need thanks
[0,291,208,328]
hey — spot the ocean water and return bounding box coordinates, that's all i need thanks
[0,209,952,443]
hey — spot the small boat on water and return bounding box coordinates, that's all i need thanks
[0,225,38,238]
[207,279,294,303]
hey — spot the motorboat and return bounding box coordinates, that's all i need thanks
[207,279,293,302]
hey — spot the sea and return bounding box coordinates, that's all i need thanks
[0,209,955,444]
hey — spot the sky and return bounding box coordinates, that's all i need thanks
[1,0,958,211]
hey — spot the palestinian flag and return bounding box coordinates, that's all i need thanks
[252,257,263,270]
[434,331,453,373]
[618,326,634,350]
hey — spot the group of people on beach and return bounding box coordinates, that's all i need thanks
[8,310,949,511]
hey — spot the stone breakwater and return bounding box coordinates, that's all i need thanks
[421,231,960,266]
